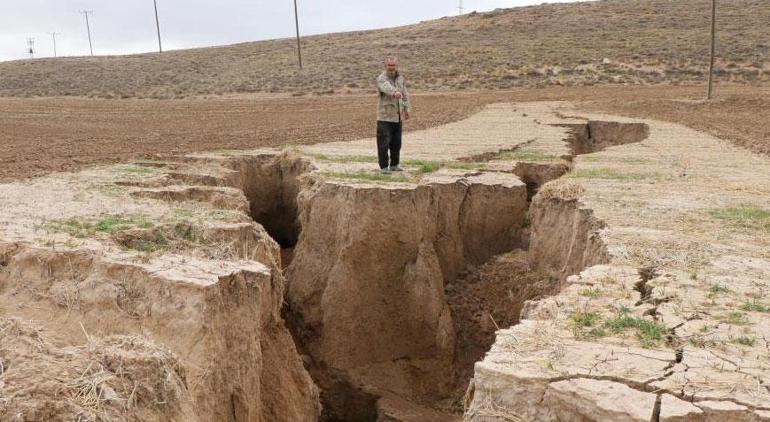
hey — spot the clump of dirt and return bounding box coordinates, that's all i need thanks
[0,318,195,422]
[443,250,560,412]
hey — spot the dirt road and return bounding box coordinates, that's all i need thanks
[0,85,767,182]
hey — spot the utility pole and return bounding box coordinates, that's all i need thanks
[458,0,465,15]
[707,0,717,99]
[293,0,302,70]
[49,32,60,57]
[153,0,163,53]
[26,38,35,59]
[80,10,94,56]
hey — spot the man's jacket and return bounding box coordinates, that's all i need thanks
[376,71,411,123]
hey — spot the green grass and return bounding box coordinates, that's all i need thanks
[708,205,770,232]
[569,311,606,338]
[496,150,559,162]
[403,159,442,174]
[321,171,413,183]
[311,154,379,164]
[741,299,770,313]
[604,311,667,348]
[311,155,485,174]
[46,215,154,238]
[123,231,167,253]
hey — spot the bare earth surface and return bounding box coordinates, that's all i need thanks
[2,100,768,420]
[1,85,768,184]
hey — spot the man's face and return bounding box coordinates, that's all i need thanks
[386,62,398,77]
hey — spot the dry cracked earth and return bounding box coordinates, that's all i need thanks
[1,100,769,421]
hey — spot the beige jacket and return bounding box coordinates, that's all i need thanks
[376,71,411,123]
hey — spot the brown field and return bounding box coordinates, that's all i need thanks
[1,85,767,183]
[0,0,767,98]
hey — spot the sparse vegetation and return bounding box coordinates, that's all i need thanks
[579,288,602,299]
[570,168,665,181]
[321,171,413,184]
[604,310,667,348]
[496,150,559,162]
[732,336,756,347]
[112,165,161,177]
[708,205,770,232]
[45,215,154,238]
[741,299,770,313]
[569,310,606,338]
[720,312,750,326]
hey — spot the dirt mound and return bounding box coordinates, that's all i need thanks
[0,318,194,421]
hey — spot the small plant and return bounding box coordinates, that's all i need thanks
[708,205,770,232]
[579,288,602,299]
[741,299,770,313]
[403,159,442,174]
[311,154,379,164]
[112,164,160,177]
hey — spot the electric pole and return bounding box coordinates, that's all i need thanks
[26,38,35,59]
[458,0,465,15]
[80,10,94,56]
[153,0,163,53]
[293,0,302,70]
[707,0,717,99]
[49,32,60,57]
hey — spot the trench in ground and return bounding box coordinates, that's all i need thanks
[238,120,649,420]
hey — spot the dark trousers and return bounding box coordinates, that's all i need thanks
[376,120,402,169]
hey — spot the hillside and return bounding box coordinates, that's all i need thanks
[0,0,767,99]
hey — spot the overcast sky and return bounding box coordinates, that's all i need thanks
[0,0,584,62]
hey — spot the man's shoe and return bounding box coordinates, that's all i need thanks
[380,168,392,174]
[389,166,403,172]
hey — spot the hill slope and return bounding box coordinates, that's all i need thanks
[0,0,767,98]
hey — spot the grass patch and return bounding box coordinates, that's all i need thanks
[708,205,770,232]
[570,168,664,181]
[321,171,413,184]
[731,336,756,347]
[569,311,606,338]
[311,154,379,164]
[720,312,750,326]
[741,299,770,313]
[579,288,602,299]
[496,150,559,162]
[604,310,667,348]
[112,165,161,177]
[46,215,154,238]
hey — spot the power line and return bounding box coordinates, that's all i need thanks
[80,10,94,56]
[26,37,35,59]
[49,32,60,58]
[153,0,163,53]
[293,0,302,70]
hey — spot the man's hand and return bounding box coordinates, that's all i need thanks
[393,91,403,100]
[403,111,410,120]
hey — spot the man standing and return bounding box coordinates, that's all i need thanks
[376,56,411,173]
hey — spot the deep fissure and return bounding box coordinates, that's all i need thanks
[237,120,651,420]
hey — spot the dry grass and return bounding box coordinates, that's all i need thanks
[0,0,767,98]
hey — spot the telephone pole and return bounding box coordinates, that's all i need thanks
[458,0,465,15]
[293,0,303,70]
[26,38,35,59]
[80,10,94,56]
[706,0,717,99]
[153,0,163,53]
[49,32,60,57]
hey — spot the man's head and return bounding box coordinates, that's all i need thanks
[384,56,398,77]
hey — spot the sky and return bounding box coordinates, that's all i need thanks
[0,0,584,62]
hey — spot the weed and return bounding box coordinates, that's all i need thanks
[741,299,770,313]
[569,310,605,338]
[403,159,442,174]
[112,165,160,177]
[708,205,770,232]
[311,154,379,164]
